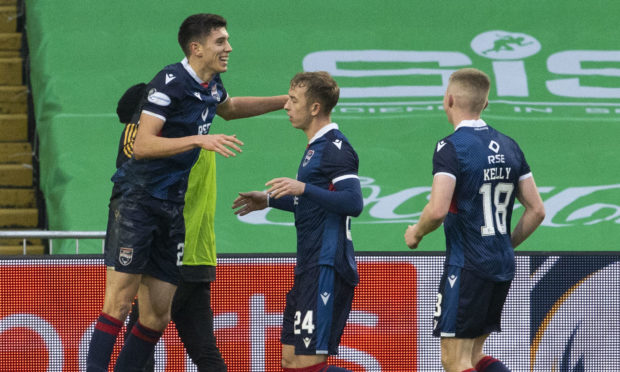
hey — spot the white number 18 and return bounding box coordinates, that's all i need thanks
[479,182,514,236]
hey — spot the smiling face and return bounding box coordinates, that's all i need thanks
[194,27,232,76]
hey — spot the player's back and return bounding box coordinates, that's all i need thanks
[435,120,531,281]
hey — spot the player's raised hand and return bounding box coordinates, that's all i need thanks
[232,191,268,216]
[265,177,305,199]
[198,134,244,158]
[404,224,422,249]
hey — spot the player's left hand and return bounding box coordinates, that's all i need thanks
[404,224,422,249]
[265,177,305,199]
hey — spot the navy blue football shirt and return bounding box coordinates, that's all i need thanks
[271,124,361,286]
[432,119,531,281]
[112,58,228,202]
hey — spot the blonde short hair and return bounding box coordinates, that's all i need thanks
[449,68,490,114]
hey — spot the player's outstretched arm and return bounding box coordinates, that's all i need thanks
[232,192,268,216]
[232,190,295,214]
[405,174,455,249]
[511,176,545,248]
[216,95,288,121]
[195,133,244,158]
[133,112,244,159]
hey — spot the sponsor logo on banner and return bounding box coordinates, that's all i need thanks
[0,259,418,372]
[302,31,620,118]
[238,177,620,227]
[530,256,620,371]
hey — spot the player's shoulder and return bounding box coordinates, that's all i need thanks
[434,133,456,155]
[324,128,356,153]
[489,126,523,152]
[150,62,190,90]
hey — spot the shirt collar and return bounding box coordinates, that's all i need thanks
[309,123,339,144]
[181,57,205,85]
[454,119,487,131]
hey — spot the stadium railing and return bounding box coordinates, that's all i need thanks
[0,230,105,254]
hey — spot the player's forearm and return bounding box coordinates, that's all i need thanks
[268,194,295,212]
[511,207,545,248]
[415,203,446,239]
[218,96,287,120]
[302,180,363,217]
[133,134,198,159]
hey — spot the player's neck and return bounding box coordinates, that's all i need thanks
[450,111,481,129]
[187,58,216,84]
[304,116,332,142]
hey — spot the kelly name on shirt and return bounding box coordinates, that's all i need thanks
[484,153,511,181]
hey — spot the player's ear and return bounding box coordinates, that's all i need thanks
[483,100,489,110]
[190,41,203,58]
[447,94,454,109]
[310,102,321,116]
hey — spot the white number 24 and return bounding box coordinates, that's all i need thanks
[293,311,315,335]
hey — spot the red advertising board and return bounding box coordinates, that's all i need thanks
[0,259,416,371]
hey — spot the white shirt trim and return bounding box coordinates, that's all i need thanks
[519,172,533,181]
[434,172,456,180]
[454,119,487,132]
[181,57,204,85]
[142,110,166,123]
[333,174,359,184]
[309,123,339,145]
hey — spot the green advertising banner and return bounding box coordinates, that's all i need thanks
[26,0,619,253]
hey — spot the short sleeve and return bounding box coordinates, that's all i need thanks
[321,140,359,184]
[141,69,184,122]
[432,139,458,178]
[516,144,531,179]
[214,74,229,104]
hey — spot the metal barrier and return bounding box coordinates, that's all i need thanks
[0,230,106,255]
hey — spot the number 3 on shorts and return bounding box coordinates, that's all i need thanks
[434,293,442,317]
[293,310,315,335]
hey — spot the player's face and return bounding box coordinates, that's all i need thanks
[284,85,314,130]
[197,27,232,75]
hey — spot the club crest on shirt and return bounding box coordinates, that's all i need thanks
[302,149,314,167]
[211,84,221,102]
[119,247,133,266]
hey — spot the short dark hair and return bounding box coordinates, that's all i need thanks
[290,71,340,115]
[178,14,227,56]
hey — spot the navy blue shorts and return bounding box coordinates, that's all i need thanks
[281,265,354,355]
[103,188,122,267]
[433,266,511,339]
[104,187,184,285]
